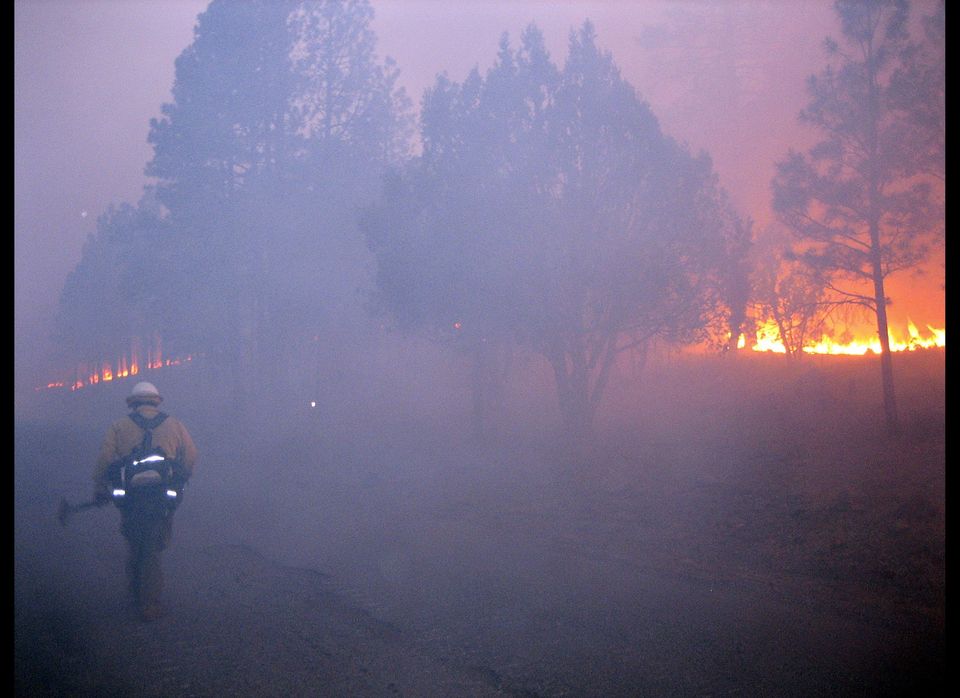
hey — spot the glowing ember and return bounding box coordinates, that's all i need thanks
[35,381,66,391]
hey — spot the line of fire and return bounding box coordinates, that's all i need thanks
[36,318,944,394]
[744,318,945,355]
[37,334,196,392]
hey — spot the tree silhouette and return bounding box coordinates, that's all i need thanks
[55,0,412,405]
[142,0,410,391]
[55,197,170,368]
[772,0,944,434]
[363,22,739,441]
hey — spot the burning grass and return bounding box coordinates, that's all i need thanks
[744,318,944,355]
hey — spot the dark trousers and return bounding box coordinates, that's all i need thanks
[120,493,173,610]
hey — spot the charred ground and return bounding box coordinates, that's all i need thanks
[15,348,944,696]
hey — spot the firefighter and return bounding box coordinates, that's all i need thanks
[93,381,198,622]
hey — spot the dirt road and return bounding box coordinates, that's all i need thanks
[15,410,944,697]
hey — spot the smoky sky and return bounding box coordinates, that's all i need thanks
[14,0,945,404]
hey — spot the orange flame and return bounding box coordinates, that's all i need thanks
[747,319,945,355]
[37,335,196,392]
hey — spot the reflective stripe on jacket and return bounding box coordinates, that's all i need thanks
[94,405,198,486]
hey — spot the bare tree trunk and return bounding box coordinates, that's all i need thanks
[727,306,747,353]
[470,339,511,442]
[866,45,899,437]
[871,258,899,436]
[550,350,597,461]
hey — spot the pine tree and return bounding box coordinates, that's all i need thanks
[772,0,944,435]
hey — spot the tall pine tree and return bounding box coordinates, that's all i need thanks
[772,0,944,434]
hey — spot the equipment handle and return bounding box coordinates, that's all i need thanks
[57,498,99,527]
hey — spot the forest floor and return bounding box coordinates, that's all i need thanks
[15,349,944,696]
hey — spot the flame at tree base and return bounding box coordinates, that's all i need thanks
[739,319,945,356]
[35,335,197,392]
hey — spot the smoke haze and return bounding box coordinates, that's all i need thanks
[16,0,944,411]
[15,2,943,695]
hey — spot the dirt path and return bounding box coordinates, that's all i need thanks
[16,538,507,697]
[15,416,944,697]
[16,524,941,697]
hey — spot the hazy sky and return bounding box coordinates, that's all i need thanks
[15,0,944,393]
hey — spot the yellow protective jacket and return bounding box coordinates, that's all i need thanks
[94,405,198,488]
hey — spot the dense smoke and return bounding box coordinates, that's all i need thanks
[15,1,943,695]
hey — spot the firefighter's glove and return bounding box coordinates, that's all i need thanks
[94,486,112,508]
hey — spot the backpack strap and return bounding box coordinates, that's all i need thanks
[114,411,181,506]
[128,411,169,453]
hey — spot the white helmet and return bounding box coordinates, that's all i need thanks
[128,381,162,401]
